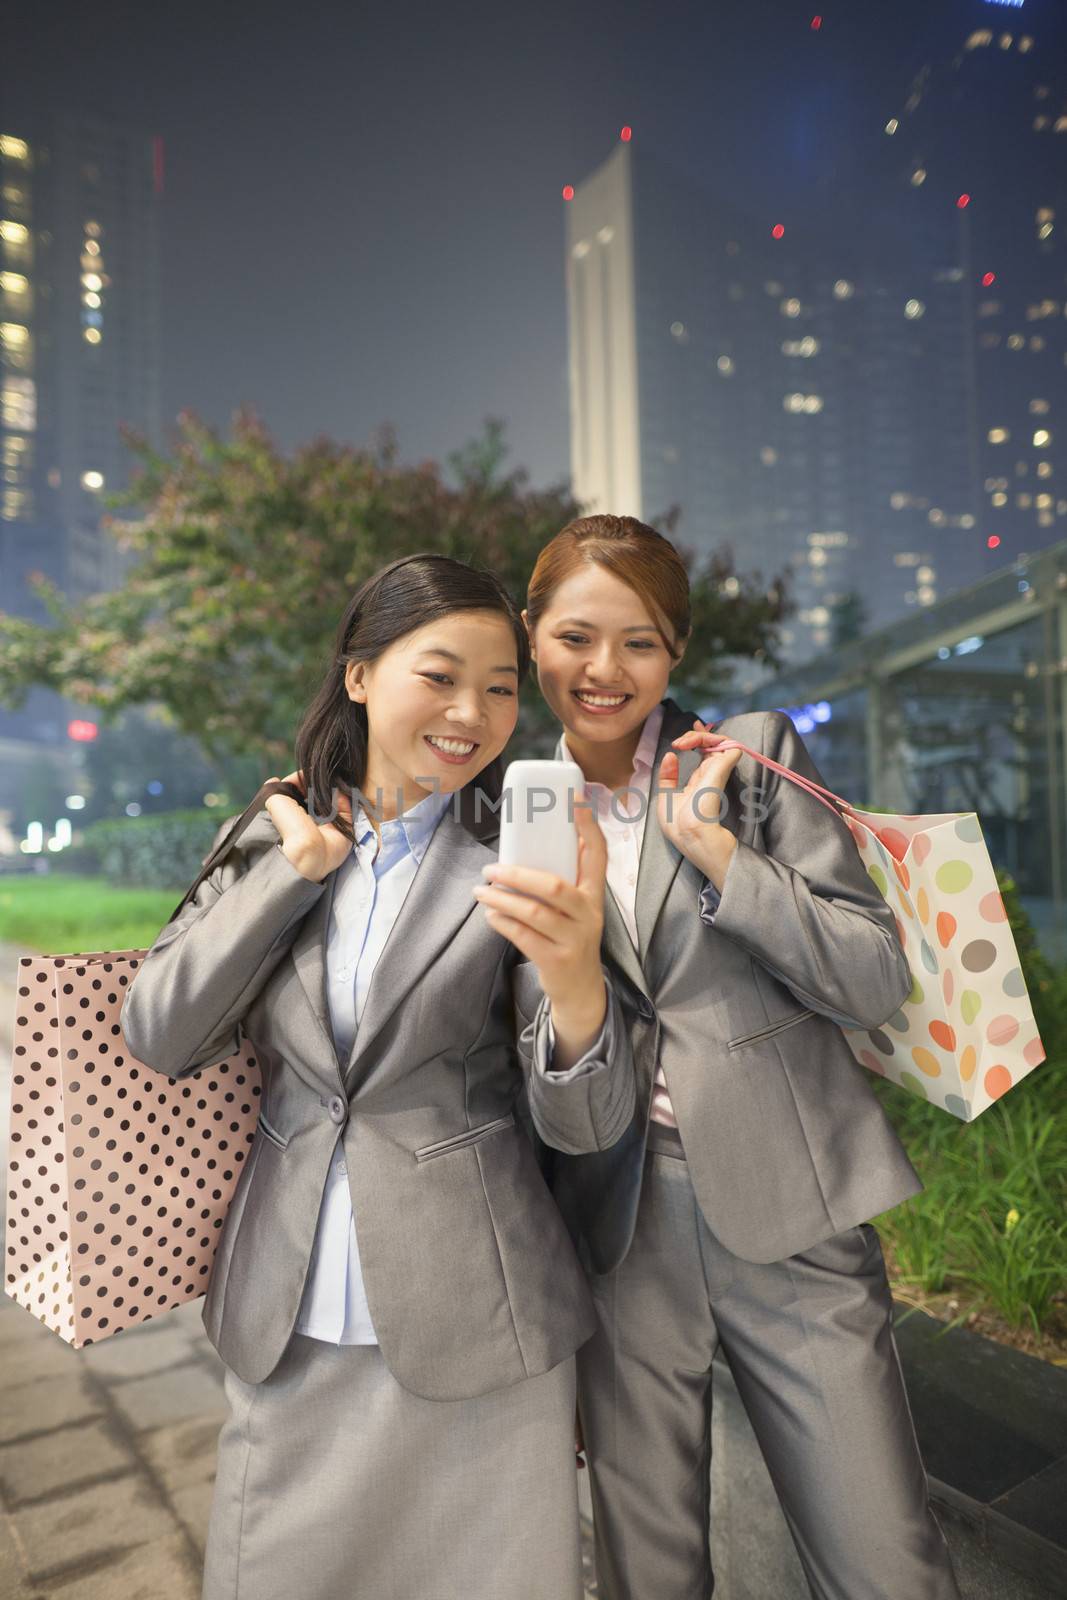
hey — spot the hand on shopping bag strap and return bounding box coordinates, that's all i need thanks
[656,727,744,882]
[264,769,354,883]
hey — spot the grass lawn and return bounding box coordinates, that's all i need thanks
[4,872,1065,1363]
[0,873,183,956]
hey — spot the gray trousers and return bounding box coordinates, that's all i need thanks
[576,1137,961,1600]
[202,1333,584,1600]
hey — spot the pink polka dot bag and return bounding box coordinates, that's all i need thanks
[4,780,302,1346]
[718,735,1047,1122]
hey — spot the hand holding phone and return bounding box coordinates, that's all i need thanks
[472,760,610,1059]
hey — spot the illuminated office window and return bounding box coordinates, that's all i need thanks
[1,377,36,429]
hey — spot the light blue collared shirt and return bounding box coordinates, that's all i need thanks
[294,783,453,1345]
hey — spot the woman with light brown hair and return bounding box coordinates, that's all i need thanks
[477,515,961,1599]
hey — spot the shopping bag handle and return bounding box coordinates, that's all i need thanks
[696,730,858,821]
[165,778,308,926]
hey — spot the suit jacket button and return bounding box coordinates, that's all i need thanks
[327,1095,347,1124]
[638,997,655,1021]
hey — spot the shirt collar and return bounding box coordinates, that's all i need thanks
[354,783,453,869]
[631,700,665,778]
[560,699,666,794]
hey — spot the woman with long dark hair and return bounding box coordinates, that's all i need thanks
[476,517,961,1599]
[120,552,635,1600]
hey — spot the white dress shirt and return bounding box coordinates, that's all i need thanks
[294,784,453,1344]
[561,701,722,1129]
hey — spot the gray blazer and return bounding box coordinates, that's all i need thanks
[119,802,635,1399]
[547,698,922,1273]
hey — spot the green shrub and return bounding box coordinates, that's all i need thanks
[872,869,1067,1335]
[54,808,232,891]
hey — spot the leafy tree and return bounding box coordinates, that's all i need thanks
[0,410,794,775]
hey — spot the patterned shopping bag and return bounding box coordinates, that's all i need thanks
[5,956,260,1346]
[713,736,1047,1122]
[837,807,1046,1120]
[4,778,303,1345]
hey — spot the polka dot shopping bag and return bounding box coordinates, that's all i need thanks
[5,779,304,1346]
[712,734,1047,1122]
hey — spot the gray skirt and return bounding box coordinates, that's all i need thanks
[201,1333,584,1600]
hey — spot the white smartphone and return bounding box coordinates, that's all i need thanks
[498,759,585,887]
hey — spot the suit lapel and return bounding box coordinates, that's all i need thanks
[601,879,648,1003]
[290,861,345,1082]
[633,700,703,961]
[341,808,488,1091]
[291,806,490,1094]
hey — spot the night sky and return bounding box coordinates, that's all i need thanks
[7,0,1056,487]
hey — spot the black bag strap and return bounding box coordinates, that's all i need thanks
[165,778,308,926]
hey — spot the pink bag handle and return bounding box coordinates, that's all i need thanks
[686,729,859,822]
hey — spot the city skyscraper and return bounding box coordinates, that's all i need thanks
[563,137,954,671]
[877,10,1067,566]
[565,3,1066,678]
[565,138,849,671]
[0,111,162,824]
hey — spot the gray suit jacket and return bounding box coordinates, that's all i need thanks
[546,697,922,1272]
[119,802,635,1398]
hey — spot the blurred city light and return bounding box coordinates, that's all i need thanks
[562,185,574,201]
[49,819,72,851]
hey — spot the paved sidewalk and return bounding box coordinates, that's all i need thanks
[0,944,597,1598]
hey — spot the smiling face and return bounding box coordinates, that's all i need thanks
[525,562,683,758]
[345,608,520,815]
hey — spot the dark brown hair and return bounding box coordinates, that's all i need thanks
[294,553,529,842]
[525,514,690,659]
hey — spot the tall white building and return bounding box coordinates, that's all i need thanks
[564,144,642,519]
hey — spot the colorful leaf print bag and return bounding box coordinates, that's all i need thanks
[714,736,1047,1122]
